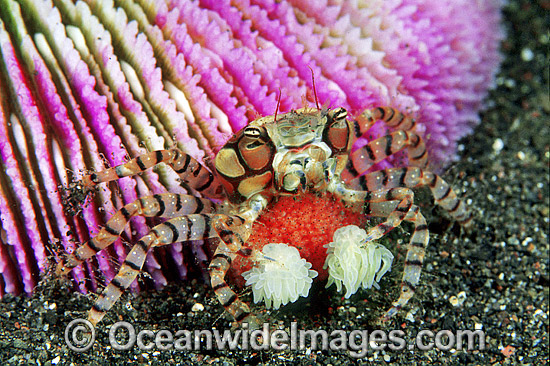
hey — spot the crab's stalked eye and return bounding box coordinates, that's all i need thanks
[238,126,274,171]
[332,107,348,121]
[323,108,351,153]
[243,126,262,138]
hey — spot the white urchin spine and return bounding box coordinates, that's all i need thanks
[324,225,394,298]
[242,243,318,309]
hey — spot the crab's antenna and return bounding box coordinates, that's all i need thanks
[308,66,320,110]
[274,87,282,122]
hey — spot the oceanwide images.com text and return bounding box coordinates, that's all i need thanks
[65,319,486,356]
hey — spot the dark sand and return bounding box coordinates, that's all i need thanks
[0,0,547,364]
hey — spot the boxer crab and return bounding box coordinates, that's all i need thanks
[57,105,471,327]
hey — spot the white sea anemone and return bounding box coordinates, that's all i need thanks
[242,244,318,309]
[324,225,394,298]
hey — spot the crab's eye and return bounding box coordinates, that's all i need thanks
[238,127,273,171]
[243,126,262,138]
[332,107,348,121]
[323,108,350,152]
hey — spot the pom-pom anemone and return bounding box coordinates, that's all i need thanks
[242,243,318,310]
[0,0,502,296]
[324,225,394,298]
[241,226,393,310]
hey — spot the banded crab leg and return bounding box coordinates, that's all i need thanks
[381,205,429,320]
[359,106,419,133]
[84,212,251,326]
[343,129,428,182]
[332,184,429,320]
[343,106,428,182]
[333,186,416,243]
[208,215,259,327]
[354,167,472,226]
[344,106,470,225]
[56,193,216,275]
[209,195,267,328]
[72,148,224,200]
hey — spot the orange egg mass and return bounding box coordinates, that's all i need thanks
[229,192,368,286]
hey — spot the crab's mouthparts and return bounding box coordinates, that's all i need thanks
[282,168,307,192]
[278,153,319,193]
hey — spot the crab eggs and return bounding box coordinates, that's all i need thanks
[229,193,395,309]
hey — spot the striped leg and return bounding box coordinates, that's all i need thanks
[333,186,415,242]
[73,148,224,201]
[343,130,428,182]
[209,215,261,328]
[332,183,430,320]
[342,106,427,183]
[56,194,216,276]
[357,106,418,134]
[353,167,472,226]
[380,205,429,320]
[87,213,230,326]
